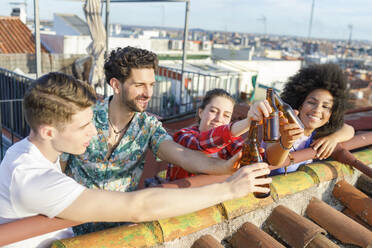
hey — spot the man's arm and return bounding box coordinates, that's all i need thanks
[174,125,241,155]
[57,163,271,223]
[157,140,236,175]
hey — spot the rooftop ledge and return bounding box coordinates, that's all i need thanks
[49,135,372,248]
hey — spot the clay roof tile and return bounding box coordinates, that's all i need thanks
[0,16,48,54]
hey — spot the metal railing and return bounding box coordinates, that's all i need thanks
[148,66,240,120]
[0,66,241,160]
[0,68,32,159]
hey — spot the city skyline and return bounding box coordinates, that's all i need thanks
[1,0,372,41]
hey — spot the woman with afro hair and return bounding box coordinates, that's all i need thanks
[266,63,354,175]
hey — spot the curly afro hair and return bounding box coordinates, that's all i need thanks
[104,46,158,85]
[280,63,350,138]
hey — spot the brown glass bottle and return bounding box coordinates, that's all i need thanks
[263,88,280,143]
[240,121,271,198]
[273,91,304,129]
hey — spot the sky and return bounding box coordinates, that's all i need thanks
[2,0,372,41]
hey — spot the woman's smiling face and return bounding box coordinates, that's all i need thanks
[198,96,234,132]
[299,89,333,134]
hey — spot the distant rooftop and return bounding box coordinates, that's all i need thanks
[160,61,236,75]
[0,16,48,54]
[54,13,90,36]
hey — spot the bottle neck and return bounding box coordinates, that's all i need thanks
[248,121,258,143]
[266,88,279,112]
[273,91,284,110]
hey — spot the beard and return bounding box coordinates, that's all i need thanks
[126,98,145,112]
[121,91,149,112]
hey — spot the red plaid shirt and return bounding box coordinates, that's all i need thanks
[167,124,244,181]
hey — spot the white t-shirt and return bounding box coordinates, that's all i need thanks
[0,138,86,248]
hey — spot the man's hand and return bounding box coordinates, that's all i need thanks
[225,150,245,172]
[225,162,271,199]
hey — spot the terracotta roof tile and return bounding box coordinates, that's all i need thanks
[230,222,285,248]
[342,208,372,231]
[267,205,327,248]
[345,109,372,131]
[191,235,223,248]
[333,180,372,227]
[306,197,372,247]
[0,16,48,54]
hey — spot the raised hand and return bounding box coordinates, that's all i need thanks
[247,100,272,122]
[279,110,304,150]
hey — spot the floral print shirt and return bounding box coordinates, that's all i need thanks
[63,97,172,192]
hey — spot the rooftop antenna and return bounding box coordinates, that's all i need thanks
[161,4,165,27]
[154,4,165,27]
[348,24,353,46]
[307,0,315,39]
[257,15,267,35]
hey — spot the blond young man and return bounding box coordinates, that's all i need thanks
[0,72,270,247]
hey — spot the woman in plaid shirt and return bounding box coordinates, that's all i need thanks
[167,89,272,181]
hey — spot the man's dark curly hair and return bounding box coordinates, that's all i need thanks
[104,46,158,85]
[280,63,350,138]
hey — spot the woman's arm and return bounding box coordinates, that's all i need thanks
[312,123,355,159]
[265,121,304,166]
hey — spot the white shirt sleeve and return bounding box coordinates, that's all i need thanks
[10,164,86,218]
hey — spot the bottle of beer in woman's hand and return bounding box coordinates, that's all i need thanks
[263,88,280,143]
[273,91,304,129]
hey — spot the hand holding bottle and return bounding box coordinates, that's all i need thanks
[225,163,271,199]
[273,91,304,129]
[263,88,280,143]
[246,100,272,123]
[279,110,304,150]
[240,120,271,198]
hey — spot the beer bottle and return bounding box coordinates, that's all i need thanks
[273,91,304,129]
[240,121,271,198]
[263,88,280,143]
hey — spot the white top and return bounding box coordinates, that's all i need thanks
[263,134,313,176]
[0,138,86,248]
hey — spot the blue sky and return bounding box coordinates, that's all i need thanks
[2,0,372,41]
